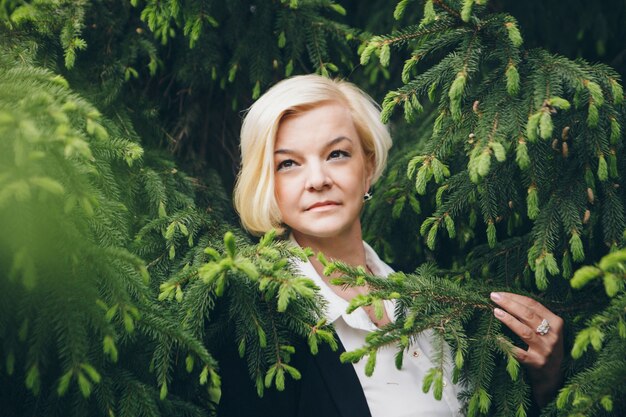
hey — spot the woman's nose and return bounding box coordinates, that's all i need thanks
[305,162,332,190]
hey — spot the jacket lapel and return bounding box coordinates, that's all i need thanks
[312,340,372,417]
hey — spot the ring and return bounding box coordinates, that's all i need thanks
[536,318,550,336]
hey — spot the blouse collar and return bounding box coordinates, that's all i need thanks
[288,235,394,330]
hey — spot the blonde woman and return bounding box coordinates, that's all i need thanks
[219,75,564,417]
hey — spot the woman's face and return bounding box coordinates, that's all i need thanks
[273,101,373,241]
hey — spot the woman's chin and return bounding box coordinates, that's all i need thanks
[292,220,359,241]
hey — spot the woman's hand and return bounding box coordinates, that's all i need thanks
[490,291,564,407]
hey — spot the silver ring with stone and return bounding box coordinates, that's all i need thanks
[536,318,550,336]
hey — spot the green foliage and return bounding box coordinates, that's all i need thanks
[0,48,227,415]
[364,0,626,294]
[558,248,626,415]
[161,230,330,398]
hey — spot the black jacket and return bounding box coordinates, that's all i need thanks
[217,338,372,417]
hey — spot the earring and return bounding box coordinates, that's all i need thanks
[363,191,372,201]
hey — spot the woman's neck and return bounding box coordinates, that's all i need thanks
[291,224,391,327]
[291,226,367,269]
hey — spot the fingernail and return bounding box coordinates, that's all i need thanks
[490,292,502,302]
[494,308,505,318]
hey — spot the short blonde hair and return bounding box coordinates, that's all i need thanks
[233,74,392,236]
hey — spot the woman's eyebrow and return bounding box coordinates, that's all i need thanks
[274,136,353,155]
[325,136,353,147]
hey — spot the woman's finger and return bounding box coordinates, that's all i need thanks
[493,307,552,355]
[509,345,551,369]
[491,292,564,333]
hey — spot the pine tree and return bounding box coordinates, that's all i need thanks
[351,1,626,416]
[0,42,227,416]
[0,1,366,416]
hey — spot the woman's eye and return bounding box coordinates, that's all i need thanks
[277,159,296,171]
[329,150,350,160]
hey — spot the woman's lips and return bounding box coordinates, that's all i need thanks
[306,201,340,211]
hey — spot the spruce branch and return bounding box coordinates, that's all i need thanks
[174,230,334,397]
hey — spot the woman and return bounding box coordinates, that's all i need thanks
[220,75,564,417]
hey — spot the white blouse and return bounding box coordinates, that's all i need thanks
[291,238,462,417]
